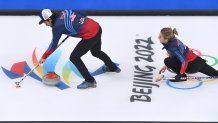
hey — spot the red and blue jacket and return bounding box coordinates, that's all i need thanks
[42,10,99,59]
[162,38,197,74]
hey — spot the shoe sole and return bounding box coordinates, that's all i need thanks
[116,69,121,73]
[103,69,121,73]
[77,84,97,89]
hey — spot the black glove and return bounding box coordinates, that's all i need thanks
[171,73,187,82]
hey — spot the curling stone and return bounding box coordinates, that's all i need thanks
[42,72,61,86]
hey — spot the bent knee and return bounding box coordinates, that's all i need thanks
[69,54,80,62]
[164,58,172,67]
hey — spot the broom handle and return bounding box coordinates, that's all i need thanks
[15,36,70,87]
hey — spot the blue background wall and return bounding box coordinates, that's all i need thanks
[0,0,218,10]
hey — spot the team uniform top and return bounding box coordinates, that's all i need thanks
[42,10,100,59]
[162,38,197,74]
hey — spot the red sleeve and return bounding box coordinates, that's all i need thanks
[41,26,62,60]
[42,49,55,59]
[180,61,188,74]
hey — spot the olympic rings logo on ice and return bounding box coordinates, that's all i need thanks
[166,49,218,90]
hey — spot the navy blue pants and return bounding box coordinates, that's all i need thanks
[69,27,117,82]
[164,56,218,76]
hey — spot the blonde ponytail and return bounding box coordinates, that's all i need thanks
[161,27,178,40]
[172,28,178,36]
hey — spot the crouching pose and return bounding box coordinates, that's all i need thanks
[158,27,218,82]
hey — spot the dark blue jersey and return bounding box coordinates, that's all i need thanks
[163,38,197,74]
[42,10,99,59]
[163,38,189,63]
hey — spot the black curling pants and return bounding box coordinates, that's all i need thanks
[69,27,118,83]
[164,56,218,76]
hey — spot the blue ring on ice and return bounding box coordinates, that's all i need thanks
[166,80,203,90]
